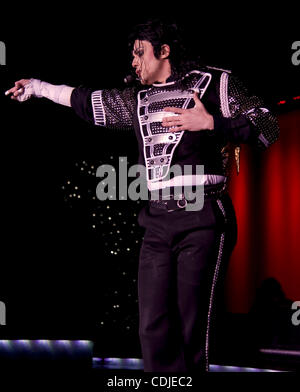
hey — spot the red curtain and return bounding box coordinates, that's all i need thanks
[225,109,300,313]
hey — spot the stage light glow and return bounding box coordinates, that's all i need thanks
[92,357,284,372]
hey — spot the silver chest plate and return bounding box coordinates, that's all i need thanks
[137,70,212,183]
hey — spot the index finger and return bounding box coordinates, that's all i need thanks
[5,80,28,96]
[4,86,17,96]
[164,107,185,114]
[5,86,23,96]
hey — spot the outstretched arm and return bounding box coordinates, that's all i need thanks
[6,79,137,130]
[5,79,75,107]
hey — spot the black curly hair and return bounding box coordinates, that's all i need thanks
[128,17,204,81]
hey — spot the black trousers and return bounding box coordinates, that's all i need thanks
[137,193,237,372]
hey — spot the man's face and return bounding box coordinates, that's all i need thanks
[131,40,168,85]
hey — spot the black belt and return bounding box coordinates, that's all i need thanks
[149,183,227,212]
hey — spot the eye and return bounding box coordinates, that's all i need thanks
[134,49,144,57]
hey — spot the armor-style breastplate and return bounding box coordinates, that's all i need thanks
[137,70,212,184]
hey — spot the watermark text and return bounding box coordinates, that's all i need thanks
[0,301,6,325]
[291,301,300,326]
[291,41,300,65]
[0,41,6,65]
[96,158,205,211]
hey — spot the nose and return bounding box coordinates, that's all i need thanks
[132,56,138,68]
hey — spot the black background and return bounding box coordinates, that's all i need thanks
[0,3,299,357]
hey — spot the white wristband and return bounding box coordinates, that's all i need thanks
[17,78,74,107]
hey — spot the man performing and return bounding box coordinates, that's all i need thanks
[5,18,279,372]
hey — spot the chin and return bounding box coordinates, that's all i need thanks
[139,77,146,84]
[139,75,151,85]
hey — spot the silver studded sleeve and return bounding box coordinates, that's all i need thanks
[91,87,137,130]
[214,73,280,150]
[71,86,137,130]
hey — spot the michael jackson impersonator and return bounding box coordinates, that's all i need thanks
[5,19,279,372]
